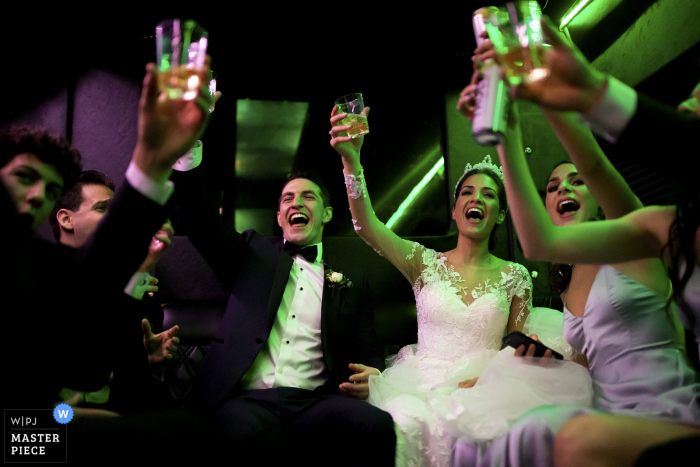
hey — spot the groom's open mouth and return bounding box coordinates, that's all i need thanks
[289,212,309,228]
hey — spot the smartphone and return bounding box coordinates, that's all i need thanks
[502,331,564,360]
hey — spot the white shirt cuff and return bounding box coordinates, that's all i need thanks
[125,161,174,206]
[172,140,203,172]
[580,75,638,144]
[124,271,151,300]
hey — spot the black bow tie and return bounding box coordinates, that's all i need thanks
[283,242,318,263]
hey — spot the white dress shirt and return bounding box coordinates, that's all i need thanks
[173,143,330,391]
[580,75,638,144]
[237,242,328,391]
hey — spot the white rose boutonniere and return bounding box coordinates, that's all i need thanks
[325,268,352,289]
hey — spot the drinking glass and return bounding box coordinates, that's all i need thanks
[335,93,369,138]
[486,2,549,86]
[155,19,209,100]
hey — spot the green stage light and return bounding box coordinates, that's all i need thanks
[386,158,445,230]
[560,0,593,30]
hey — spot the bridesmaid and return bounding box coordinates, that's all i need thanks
[452,65,700,467]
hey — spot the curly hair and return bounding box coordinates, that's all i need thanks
[0,126,82,191]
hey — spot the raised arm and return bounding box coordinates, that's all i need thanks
[329,106,423,283]
[474,18,640,220]
[540,109,641,219]
[78,61,215,295]
[171,156,243,290]
[164,67,242,289]
[496,103,667,265]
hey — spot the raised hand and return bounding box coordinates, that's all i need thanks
[329,105,369,165]
[475,17,607,113]
[133,59,218,184]
[142,319,180,365]
[457,60,483,123]
[339,363,380,400]
[138,220,175,273]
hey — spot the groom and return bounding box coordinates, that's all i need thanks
[171,150,395,466]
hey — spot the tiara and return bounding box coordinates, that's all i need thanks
[454,154,505,200]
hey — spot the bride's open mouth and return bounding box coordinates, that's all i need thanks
[465,207,485,223]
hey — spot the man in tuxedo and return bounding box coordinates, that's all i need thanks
[48,169,180,412]
[49,169,177,335]
[171,148,396,465]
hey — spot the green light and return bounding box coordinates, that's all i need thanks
[560,0,593,30]
[386,158,445,230]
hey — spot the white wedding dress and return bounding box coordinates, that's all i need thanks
[368,242,594,467]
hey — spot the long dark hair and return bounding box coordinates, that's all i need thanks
[454,167,508,251]
[549,263,573,295]
[665,188,700,327]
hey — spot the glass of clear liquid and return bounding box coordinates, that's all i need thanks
[334,93,369,138]
[486,2,549,86]
[155,19,209,100]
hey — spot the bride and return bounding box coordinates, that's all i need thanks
[329,105,592,466]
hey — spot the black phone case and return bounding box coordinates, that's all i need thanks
[502,331,564,360]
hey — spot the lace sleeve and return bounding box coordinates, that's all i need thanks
[343,166,425,284]
[505,263,533,333]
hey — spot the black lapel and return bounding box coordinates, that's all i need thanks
[321,251,342,340]
[267,240,293,329]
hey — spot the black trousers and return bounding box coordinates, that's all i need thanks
[70,409,227,464]
[215,387,396,467]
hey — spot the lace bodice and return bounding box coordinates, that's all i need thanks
[406,243,532,361]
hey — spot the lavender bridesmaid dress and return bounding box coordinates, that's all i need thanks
[453,265,700,467]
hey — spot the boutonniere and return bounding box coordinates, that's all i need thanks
[324,267,352,290]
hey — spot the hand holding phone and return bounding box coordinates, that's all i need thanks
[502,331,564,360]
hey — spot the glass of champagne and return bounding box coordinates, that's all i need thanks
[486,2,549,86]
[155,19,209,100]
[335,93,369,138]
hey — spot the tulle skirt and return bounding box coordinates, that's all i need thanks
[368,308,594,467]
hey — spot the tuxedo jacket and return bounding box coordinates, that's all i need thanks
[607,93,700,186]
[107,293,174,413]
[172,168,384,413]
[2,181,169,409]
